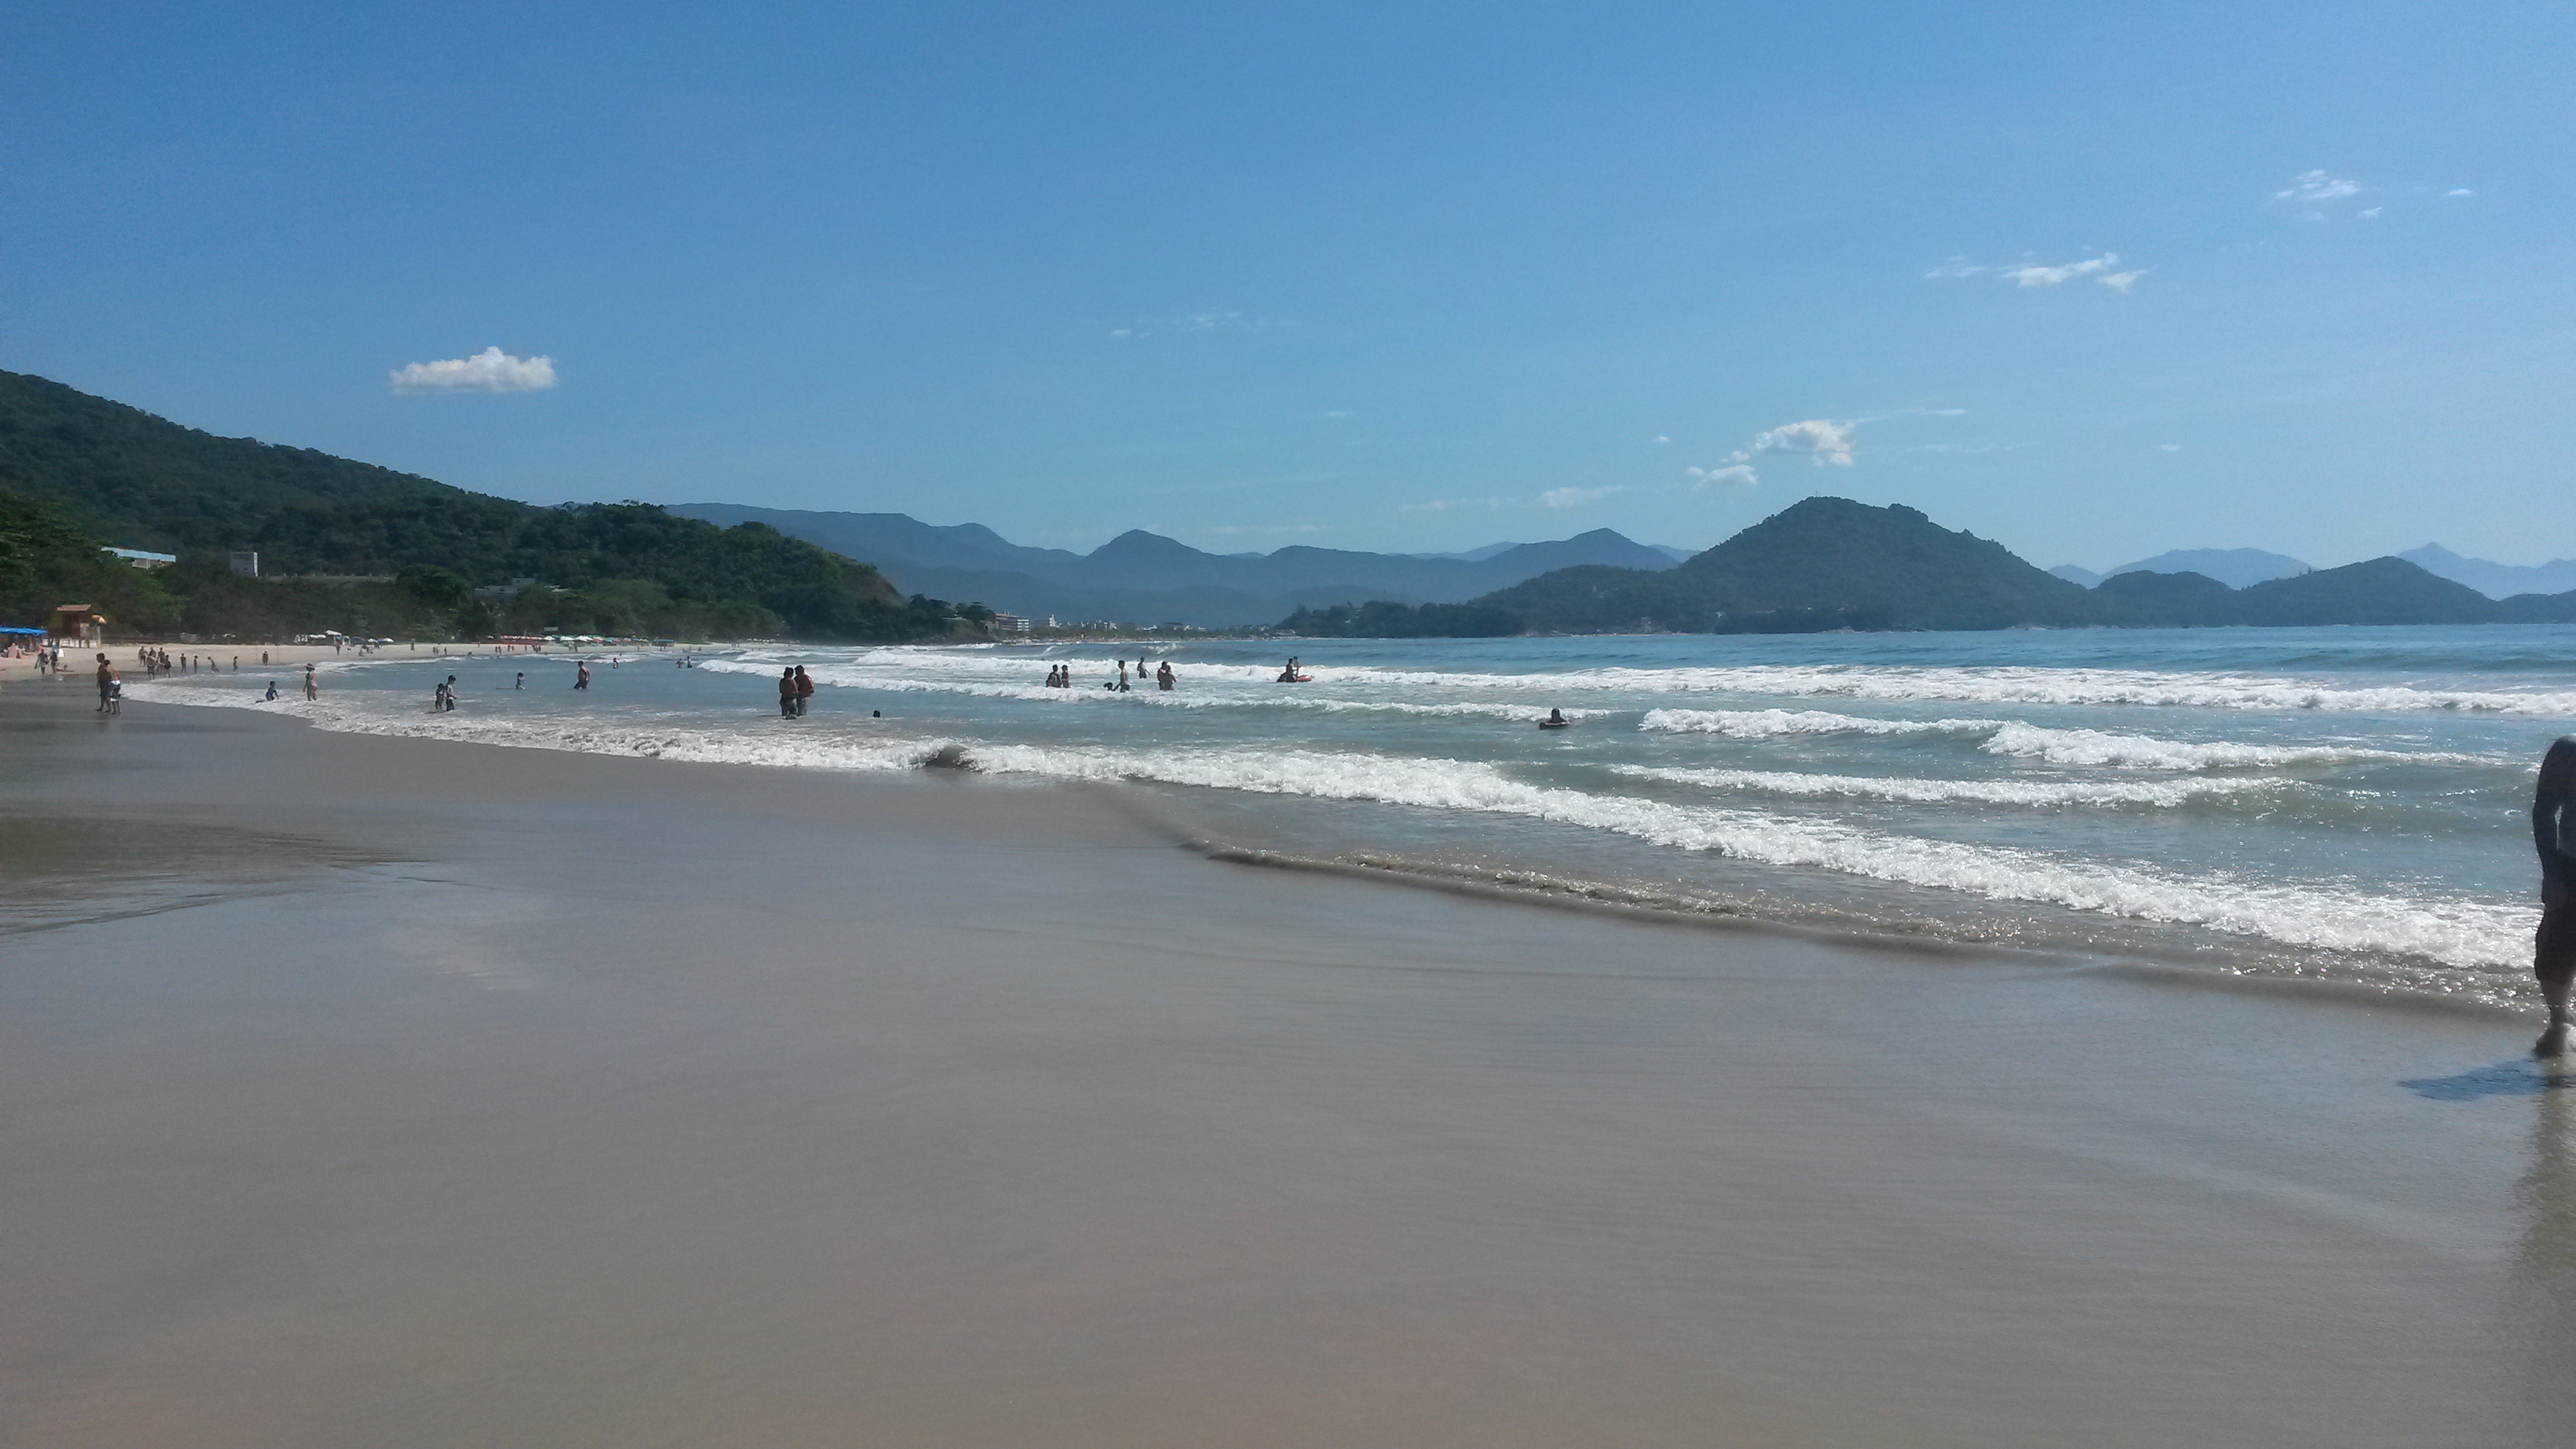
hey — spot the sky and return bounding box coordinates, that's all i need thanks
[5,1,2572,567]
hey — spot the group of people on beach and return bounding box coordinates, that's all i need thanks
[1046,659,1175,691]
[131,647,238,676]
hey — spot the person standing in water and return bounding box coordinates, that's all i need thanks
[1157,661,1174,691]
[2533,737,2576,1056]
[793,665,814,716]
[515,672,525,689]
[304,663,318,701]
[93,653,115,713]
[575,661,591,690]
[779,668,798,718]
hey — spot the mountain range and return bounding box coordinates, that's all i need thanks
[2050,548,2313,590]
[671,504,1682,627]
[2050,544,2575,599]
[1307,497,2576,636]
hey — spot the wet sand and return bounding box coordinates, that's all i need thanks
[3,688,2571,1447]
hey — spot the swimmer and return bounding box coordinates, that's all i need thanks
[2533,737,2576,1056]
[1540,708,1569,729]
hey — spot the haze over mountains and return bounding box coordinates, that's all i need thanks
[2049,549,2313,590]
[672,504,1682,627]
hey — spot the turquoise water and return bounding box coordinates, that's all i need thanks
[138,625,2576,1007]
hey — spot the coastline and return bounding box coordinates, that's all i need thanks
[5,687,2572,1445]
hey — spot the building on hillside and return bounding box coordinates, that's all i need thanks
[227,550,260,578]
[990,612,1032,635]
[103,548,177,570]
[51,605,101,643]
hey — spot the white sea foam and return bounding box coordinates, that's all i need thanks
[1639,707,1999,738]
[137,676,2533,975]
[1640,708,2499,773]
[1976,722,2497,770]
[1608,763,2275,808]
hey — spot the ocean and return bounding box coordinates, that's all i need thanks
[137,624,2576,1010]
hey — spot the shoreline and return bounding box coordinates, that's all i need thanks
[4,683,2571,1444]
[103,658,2559,1018]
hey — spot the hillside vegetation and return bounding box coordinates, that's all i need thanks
[0,370,977,641]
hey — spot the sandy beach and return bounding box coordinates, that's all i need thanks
[4,684,2571,1447]
[0,638,563,687]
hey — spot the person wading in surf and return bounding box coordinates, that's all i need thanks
[2533,736,2576,1056]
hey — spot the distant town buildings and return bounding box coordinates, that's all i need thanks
[103,547,177,570]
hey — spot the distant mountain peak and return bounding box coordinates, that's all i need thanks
[2396,543,2576,600]
[2105,548,2309,590]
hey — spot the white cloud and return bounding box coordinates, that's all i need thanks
[2358,207,2383,219]
[1999,253,2122,287]
[390,346,556,394]
[2158,443,2184,452]
[2275,170,2362,204]
[1686,463,1758,489]
[2447,188,2474,197]
[1540,485,1623,509]
[1108,328,1135,339]
[1653,434,1670,444]
[1938,256,2143,292]
[1400,496,1507,514]
[1753,418,1856,466]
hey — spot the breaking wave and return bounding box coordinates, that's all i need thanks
[1608,763,2278,809]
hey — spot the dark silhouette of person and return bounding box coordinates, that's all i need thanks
[779,668,797,718]
[2533,737,2576,1056]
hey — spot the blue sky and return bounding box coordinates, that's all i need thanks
[6,2,2570,567]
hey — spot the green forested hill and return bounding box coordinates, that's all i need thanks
[0,370,975,641]
[1470,498,2087,634]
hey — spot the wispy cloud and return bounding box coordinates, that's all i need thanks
[1754,418,1856,466]
[389,346,556,394]
[1686,463,1758,488]
[1932,254,2142,293]
[1111,311,1278,340]
[2000,253,2123,287]
[1540,485,1624,509]
[1399,496,1509,515]
[2275,170,2362,204]
[2447,188,2475,198]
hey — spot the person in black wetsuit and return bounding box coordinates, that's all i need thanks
[2533,737,2576,1056]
